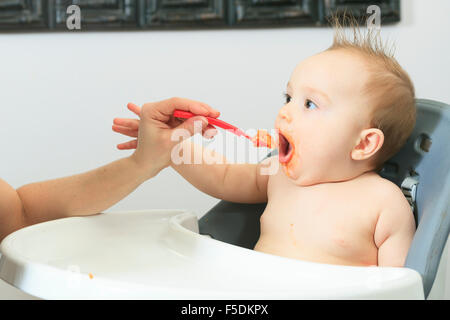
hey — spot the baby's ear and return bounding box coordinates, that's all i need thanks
[351,128,384,161]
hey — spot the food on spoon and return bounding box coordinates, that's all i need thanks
[253,129,273,148]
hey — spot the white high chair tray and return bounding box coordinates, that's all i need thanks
[0,210,424,299]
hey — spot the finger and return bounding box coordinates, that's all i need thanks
[112,125,138,138]
[205,124,216,131]
[113,118,139,130]
[201,103,220,118]
[127,102,141,117]
[203,126,218,139]
[175,116,209,137]
[168,115,185,128]
[117,139,138,150]
[144,97,220,122]
[202,124,217,139]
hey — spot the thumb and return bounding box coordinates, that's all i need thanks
[176,116,208,137]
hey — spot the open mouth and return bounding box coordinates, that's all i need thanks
[278,132,294,164]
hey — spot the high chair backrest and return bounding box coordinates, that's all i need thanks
[199,99,450,299]
[380,99,450,297]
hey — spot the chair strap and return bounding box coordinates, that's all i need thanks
[401,174,419,213]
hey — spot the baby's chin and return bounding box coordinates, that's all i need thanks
[280,153,302,182]
[282,164,298,180]
[280,156,325,186]
[279,144,334,186]
[283,167,321,186]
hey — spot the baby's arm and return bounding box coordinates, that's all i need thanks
[171,139,270,203]
[374,185,416,267]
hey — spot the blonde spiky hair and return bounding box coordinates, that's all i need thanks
[327,13,416,169]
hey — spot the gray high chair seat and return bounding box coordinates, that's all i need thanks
[198,99,450,298]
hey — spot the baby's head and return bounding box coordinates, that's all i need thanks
[276,22,415,185]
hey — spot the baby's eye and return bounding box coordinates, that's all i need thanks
[284,93,291,104]
[305,99,318,110]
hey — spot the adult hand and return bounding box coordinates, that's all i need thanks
[113,97,219,178]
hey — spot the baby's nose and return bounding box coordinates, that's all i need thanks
[279,109,292,123]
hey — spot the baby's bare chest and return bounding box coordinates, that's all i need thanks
[260,174,380,264]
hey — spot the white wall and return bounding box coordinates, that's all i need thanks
[0,0,449,299]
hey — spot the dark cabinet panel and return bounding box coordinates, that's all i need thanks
[229,0,318,26]
[0,0,400,30]
[54,0,137,29]
[0,0,48,28]
[322,0,400,24]
[144,0,225,27]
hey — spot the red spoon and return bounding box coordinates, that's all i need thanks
[173,109,273,148]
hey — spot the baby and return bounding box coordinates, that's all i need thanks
[115,26,416,267]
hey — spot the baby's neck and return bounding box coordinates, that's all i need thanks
[289,170,378,187]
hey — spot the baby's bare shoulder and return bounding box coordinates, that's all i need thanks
[364,173,416,237]
[354,172,413,217]
[358,172,405,200]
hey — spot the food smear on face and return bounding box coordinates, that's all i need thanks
[283,148,300,179]
[252,130,273,148]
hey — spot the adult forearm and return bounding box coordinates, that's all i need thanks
[16,155,155,225]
